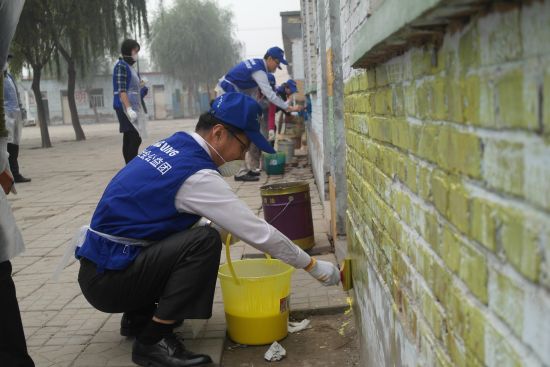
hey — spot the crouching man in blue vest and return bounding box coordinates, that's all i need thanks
[75,92,340,367]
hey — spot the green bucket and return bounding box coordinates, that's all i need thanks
[263,152,286,175]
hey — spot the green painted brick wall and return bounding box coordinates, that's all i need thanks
[345,2,550,366]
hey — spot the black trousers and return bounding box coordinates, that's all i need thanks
[78,227,222,321]
[7,143,20,177]
[122,130,142,164]
[116,108,142,164]
[0,261,35,367]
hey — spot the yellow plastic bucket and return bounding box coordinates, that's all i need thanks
[218,259,294,345]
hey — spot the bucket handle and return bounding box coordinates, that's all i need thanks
[225,232,272,285]
[225,233,240,285]
[267,195,294,226]
[225,196,293,284]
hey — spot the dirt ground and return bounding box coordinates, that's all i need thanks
[221,309,359,367]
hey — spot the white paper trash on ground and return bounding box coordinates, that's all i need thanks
[264,341,286,361]
[288,319,311,333]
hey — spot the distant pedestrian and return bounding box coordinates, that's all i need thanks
[3,54,30,183]
[112,39,149,164]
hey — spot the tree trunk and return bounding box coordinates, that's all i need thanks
[66,55,86,140]
[193,83,201,117]
[31,66,52,148]
[205,80,211,102]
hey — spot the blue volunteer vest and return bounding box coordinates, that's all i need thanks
[224,58,267,90]
[76,132,218,271]
[112,59,134,110]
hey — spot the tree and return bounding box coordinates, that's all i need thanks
[46,0,148,141]
[150,0,241,116]
[11,0,149,147]
[80,56,112,124]
[10,1,57,148]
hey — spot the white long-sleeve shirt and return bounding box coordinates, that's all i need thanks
[174,132,311,269]
[250,68,288,110]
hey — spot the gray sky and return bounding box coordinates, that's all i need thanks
[146,0,300,58]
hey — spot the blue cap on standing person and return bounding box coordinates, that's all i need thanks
[265,47,288,69]
[210,93,276,154]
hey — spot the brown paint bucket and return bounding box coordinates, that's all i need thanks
[260,181,314,250]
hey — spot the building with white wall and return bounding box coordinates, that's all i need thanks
[18,71,204,126]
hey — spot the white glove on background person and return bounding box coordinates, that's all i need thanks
[126,107,138,123]
[268,129,275,141]
[307,258,340,286]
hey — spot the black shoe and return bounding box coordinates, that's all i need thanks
[248,170,261,177]
[132,334,213,367]
[13,175,31,183]
[234,173,259,182]
[121,313,183,337]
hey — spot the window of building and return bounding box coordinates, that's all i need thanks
[89,89,104,108]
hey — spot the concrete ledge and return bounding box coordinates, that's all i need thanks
[351,0,494,68]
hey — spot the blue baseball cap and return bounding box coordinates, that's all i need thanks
[210,93,276,154]
[267,73,276,89]
[266,46,288,69]
[286,79,297,94]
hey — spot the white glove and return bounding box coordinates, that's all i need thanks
[268,129,275,141]
[307,259,340,286]
[126,107,138,123]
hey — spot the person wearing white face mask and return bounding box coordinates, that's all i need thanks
[112,38,149,164]
[72,93,339,367]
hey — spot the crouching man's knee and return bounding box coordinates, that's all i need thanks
[195,226,222,253]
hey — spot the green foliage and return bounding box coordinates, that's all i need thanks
[51,0,149,76]
[11,0,149,78]
[10,0,56,71]
[150,0,241,86]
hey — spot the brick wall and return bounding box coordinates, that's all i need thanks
[344,2,550,366]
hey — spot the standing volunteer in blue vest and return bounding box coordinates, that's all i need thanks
[216,46,302,181]
[74,93,340,367]
[113,39,149,164]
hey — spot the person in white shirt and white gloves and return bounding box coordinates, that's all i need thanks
[0,0,36,366]
[75,92,339,367]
